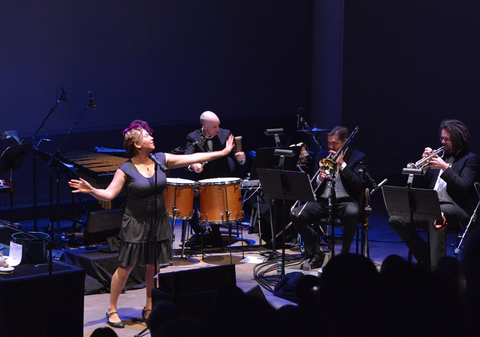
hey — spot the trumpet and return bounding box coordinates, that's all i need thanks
[407,146,444,169]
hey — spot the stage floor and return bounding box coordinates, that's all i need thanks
[14,201,464,337]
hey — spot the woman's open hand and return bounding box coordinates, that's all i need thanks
[68,178,93,194]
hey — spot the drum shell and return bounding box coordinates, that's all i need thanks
[164,178,195,219]
[198,178,244,223]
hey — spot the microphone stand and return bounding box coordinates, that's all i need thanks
[47,96,94,240]
[298,118,325,153]
[135,155,160,337]
[31,86,66,231]
[326,171,337,257]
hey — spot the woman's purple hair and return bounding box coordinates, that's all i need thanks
[123,119,153,135]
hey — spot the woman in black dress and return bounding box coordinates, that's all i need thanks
[68,120,234,328]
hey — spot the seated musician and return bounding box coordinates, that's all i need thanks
[389,119,480,269]
[290,126,367,269]
[184,111,246,247]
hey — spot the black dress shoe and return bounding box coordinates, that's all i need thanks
[142,307,152,321]
[310,251,326,269]
[185,234,202,247]
[106,311,125,328]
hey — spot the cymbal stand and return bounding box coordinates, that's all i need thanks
[454,182,480,257]
[297,109,325,153]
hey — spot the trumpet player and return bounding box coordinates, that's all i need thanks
[290,126,367,269]
[389,119,480,269]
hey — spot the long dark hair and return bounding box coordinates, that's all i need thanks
[439,119,471,153]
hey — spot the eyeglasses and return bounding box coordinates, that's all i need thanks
[439,137,451,142]
[328,141,341,146]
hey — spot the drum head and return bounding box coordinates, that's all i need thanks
[198,177,241,185]
[167,177,195,185]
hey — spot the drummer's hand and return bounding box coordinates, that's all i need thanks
[68,178,94,193]
[222,135,235,155]
[235,151,246,164]
[191,163,204,173]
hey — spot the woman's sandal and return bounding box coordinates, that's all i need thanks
[106,311,125,329]
[142,308,152,321]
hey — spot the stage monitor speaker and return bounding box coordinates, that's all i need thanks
[82,208,123,246]
[152,264,236,319]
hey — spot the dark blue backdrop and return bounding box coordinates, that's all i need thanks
[0,1,313,217]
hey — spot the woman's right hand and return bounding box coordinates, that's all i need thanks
[222,134,235,155]
[68,178,94,194]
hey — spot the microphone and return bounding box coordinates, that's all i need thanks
[370,178,388,195]
[87,91,96,110]
[59,87,68,102]
[148,153,168,172]
[297,114,302,129]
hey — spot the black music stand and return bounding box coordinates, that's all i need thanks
[0,143,32,224]
[256,168,316,276]
[0,143,32,174]
[247,146,301,249]
[249,146,301,181]
[382,185,443,264]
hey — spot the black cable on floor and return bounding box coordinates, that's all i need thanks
[253,253,304,293]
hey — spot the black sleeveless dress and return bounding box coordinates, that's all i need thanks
[117,152,172,267]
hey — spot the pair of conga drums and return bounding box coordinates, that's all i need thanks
[163,177,244,223]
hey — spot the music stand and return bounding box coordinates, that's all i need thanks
[246,146,301,249]
[382,185,443,263]
[0,143,32,224]
[249,146,301,181]
[256,168,316,276]
[0,143,32,174]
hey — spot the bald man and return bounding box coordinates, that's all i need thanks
[185,111,245,178]
[184,111,246,247]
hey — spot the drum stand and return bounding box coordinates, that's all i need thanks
[213,185,245,264]
[241,183,265,246]
[170,214,190,260]
[251,192,265,246]
[168,192,191,260]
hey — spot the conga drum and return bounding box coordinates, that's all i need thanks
[164,178,195,219]
[197,177,244,223]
